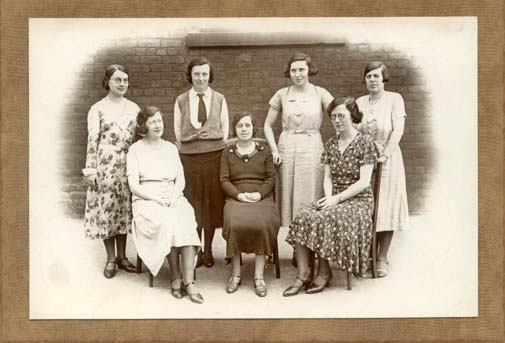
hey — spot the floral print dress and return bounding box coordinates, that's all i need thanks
[84,97,140,239]
[285,133,378,275]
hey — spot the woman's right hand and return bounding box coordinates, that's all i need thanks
[84,174,97,188]
[272,151,282,166]
[237,193,255,203]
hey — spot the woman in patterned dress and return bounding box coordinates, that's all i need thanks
[263,52,334,266]
[283,96,378,296]
[82,64,140,279]
[356,61,409,277]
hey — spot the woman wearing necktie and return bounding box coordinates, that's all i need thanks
[174,57,229,268]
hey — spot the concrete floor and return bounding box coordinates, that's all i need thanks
[30,214,477,319]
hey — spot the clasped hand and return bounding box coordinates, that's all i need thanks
[311,195,340,210]
[237,192,261,203]
[155,195,178,208]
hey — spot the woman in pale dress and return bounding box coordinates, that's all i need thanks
[356,61,410,277]
[83,64,140,279]
[263,52,334,266]
[127,106,203,304]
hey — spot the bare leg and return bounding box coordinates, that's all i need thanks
[167,247,181,279]
[254,254,265,280]
[294,243,311,280]
[231,254,241,276]
[377,231,394,262]
[103,237,116,262]
[115,234,127,260]
[181,246,197,284]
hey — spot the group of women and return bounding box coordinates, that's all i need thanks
[83,52,409,304]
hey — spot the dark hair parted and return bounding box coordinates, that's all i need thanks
[284,52,318,78]
[102,64,128,91]
[232,112,257,138]
[327,96,363,124]
[186,57,214,84]
[136,106,162,137]
[363,61,389,82]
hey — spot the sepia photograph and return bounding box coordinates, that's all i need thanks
[29,17,477,319]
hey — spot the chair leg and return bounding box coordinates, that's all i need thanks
[136,254,142,273]
[274,241,281,279]
[149,272,153,287]
[372,234,378,278]
[347,271,352,290]
[240,253,243,265]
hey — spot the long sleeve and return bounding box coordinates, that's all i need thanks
[220,150,241,200]
[257,150,275,199]
[85,105,100,170]
[173,100,182,144]
[220,98,230,140]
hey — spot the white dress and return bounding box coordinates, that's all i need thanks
[356,91,409,231]
[126,140,201,276]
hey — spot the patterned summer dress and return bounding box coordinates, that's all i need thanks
[84,97,140,239]
[285,133,378,275]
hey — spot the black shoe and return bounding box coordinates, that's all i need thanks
[103,261,117,279]
[282,276,311,297]
[116,257,137,273]
[306,270,333,294]
[171,278,183,299]
[203,251,215,268]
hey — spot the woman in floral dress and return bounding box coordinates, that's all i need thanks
[283,96,378,296]
[82,64,140,279]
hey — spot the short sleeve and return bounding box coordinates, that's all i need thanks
[126,144,140,179]
[392,93,407,121]
[320,137,335,164]
[87,104,100,137]
[358,134,379,166]
[268,88,284,111]
[318,86,335,111]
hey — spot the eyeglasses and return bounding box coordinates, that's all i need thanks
[330,113,347,121]
[111,77,129,84]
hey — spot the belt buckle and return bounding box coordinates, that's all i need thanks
[294,129,305,134]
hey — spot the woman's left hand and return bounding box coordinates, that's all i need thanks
[244,192,261,202]
[315,195,340,210]
[377,155,388,163]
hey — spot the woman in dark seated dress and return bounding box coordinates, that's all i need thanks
[283,96,378,296]
[220,112,280,297]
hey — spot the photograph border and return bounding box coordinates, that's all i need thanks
[2,0,504,342]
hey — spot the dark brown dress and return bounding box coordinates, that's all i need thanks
[220,142,280,257]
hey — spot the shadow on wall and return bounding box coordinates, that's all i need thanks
[59,36,434,218]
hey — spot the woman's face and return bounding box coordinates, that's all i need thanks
[365,66,385,94]
[145,112,164,139]
[289,60,309,86]
[330,104,353,133]
[108,70,129,97]
[191,63,210,93]
[235,115,253,143]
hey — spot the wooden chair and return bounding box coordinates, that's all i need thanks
[310,162,383,290]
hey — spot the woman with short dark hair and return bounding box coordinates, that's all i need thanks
[220,112,280,297]
[127,106,203,304]
[82,64,140,279]
[356,61,409,277]
[283,96,378,296]
[174,57,229,268]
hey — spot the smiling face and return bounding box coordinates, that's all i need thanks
[108,70,129,97]
[365,66,385,94]
[235,115,254,143]
[145,111,164,139]
[289,60,309,86]
[330,104,353,134]
[191,63,210,93]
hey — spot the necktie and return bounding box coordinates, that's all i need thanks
[197,93,207,125]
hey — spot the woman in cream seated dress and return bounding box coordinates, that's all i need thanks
[127,106,203,304]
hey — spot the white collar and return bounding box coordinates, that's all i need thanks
[189,87,212,98]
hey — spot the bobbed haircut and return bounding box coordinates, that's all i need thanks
[284,52,319,78]
[186,57,214,84]
[363,61,389,82]
[327,96,363,124]
[231,112,257,138]
[102,64,129,91]
[136,106,163,137]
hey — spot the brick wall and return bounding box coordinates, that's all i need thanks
[59,35,433,218]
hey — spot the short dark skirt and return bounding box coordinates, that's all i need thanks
[180,150,225,230]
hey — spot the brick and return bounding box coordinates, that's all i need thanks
[139,56,163,64]
[161,39,184,48]
[162,55,185,64]
[145,48,157,55]
[135,48,146,55]
[138,39,161,48]
[115,39,138,48]
[127,65,150,72]
[151,64,171,72]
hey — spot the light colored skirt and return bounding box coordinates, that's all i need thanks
[276,130,325,227]
[375,143,409,232]
[132,195,201,276]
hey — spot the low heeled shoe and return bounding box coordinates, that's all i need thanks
[226,275,242,294]
[182,282,204,304]
[116,257,137,273]
[282,276,312,297]
[306,270,333,294]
